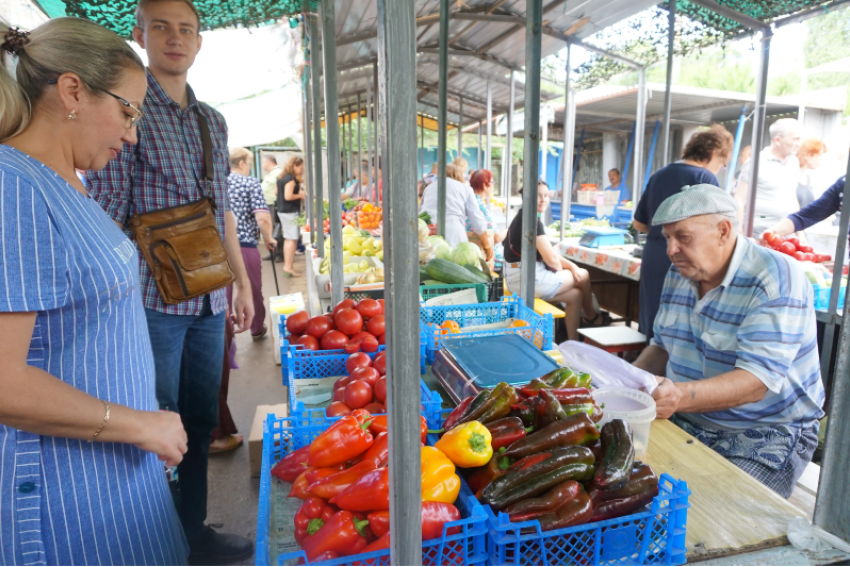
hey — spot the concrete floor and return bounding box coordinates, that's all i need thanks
[206,250,307,565]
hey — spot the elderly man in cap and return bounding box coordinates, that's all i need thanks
[633,185,825,498]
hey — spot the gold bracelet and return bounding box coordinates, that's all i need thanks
[89,399,111,443]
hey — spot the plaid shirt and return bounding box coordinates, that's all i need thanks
[88,70,231,316]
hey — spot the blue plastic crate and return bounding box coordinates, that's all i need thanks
[484,474,690,566]
[812,282,846,311]
[419,296,553,363]
[257,413,488,566]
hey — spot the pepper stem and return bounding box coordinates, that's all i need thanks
[427,428,444,434]
[307,518,324,535]
[468,431,488,453]
[353,518,370,537]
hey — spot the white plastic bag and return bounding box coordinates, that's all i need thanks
[558,340,658,394]
[788,517,850,553]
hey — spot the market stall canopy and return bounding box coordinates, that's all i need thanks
[671,0,850,36]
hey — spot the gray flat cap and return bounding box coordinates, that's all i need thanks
[651,184,737,226]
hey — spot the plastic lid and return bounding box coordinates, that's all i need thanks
[593,387,657,423]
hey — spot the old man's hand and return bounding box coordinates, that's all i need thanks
[652,377,683,419]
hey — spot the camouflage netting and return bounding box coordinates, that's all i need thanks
[34,0,318,37]
[671,0,825,35]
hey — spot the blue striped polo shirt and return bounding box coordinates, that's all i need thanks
[651,235,825,432]
[0,146,187,565]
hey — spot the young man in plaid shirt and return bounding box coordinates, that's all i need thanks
[88,0,254,562]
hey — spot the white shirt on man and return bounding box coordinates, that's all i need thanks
[738,148,800,234]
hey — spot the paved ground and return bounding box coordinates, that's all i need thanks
[206,249,307,565]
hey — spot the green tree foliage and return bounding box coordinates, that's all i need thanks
[804,8,850,69]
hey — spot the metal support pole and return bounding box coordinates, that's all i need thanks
[486,82,492,170]
[814,147,850,542]
[320,0,343,304]
[542,110,549,186]
[437,0,449,237]
[309,11,324,258]
[504,70,515,227]
[357,92,362,194]
[520,0,543,306]
[560,44,572,242]
[661,0,675,165]
[743,30,773,238]
[632,67,647,205]
[366,79,374,202]
[478,123,482,170]
[376,0,422,562]
[374,64,380,204]
[644,120,661,192]
[725,106,748,194]
[458,96,464,158]
[303,66,315,242]
[347,104,354,188]
[341,106,347,187]
[421,119,425,176]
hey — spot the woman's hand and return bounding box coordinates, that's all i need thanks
[134,410,188,467]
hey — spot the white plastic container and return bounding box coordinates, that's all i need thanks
[593,387,656,461]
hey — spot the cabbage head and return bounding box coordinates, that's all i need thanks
[427,236,452,260]
[418,219,430,242]
[451,242,483,266]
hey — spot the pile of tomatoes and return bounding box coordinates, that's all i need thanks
[285,298,386,353]
[762,231,832,263]
[326,352,389,417]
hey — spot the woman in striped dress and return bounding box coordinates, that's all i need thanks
[0,18,188,565]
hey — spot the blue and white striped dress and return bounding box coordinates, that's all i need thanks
[0,146,188,565]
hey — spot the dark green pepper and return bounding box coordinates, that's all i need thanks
[503,479,581,522]
[442,389,490,434]
[540,368,576,389]
[522,378,552,393]
[588,463,658,505]
[463,383,509,425]
[538,490,593,531]
[441,394,477,432]
[588,486,658,523]
[465,452,513,495]
[478,385,520,425]
[502,413,601,459]
[481,446,595,509]
[486,417,532,451]
[593,419,635,492]
[510,390,567,430]
[561,403,594,418]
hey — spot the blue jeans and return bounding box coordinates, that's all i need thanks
[145,296,225,542]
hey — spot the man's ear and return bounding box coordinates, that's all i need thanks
[132,26,145,48]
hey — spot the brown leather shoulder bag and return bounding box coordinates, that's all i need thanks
[129,109,235,304]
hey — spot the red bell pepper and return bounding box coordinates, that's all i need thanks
[309,410,374,468]
[361,532,390,553]
[366,502,461,541]
[301,510,370,561]
[369,415,427,443]
[271,445,312,482]
[486,417,533,451]
[289,465,343,500]
[307,433,390,500]
[293,497,338,545]
[330,467,390,512]
[297,551,338,565]
[518,387,592,405]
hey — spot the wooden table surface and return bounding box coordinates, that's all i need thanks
[645,420,809,562]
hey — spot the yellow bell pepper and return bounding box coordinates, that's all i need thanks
[421,446,460,504]
[434,421,493,468]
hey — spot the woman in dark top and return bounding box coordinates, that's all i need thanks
[277,156,306,277]
[765,175,846,242]
[633,124,733,338]
[504,181,598,340]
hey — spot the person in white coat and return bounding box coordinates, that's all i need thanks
[420,164,494,261]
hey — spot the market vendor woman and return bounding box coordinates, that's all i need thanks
[633,185,825,498]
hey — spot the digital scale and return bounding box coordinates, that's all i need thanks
[432,334,560,404]
[579,226,629,248]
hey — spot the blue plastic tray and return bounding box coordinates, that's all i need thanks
[441,334,560,389]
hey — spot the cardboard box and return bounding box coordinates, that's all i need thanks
[249,402,289,478]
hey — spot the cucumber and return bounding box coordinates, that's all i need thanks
[425,258,489,285]
[464,263,492,282]
[419,265,430,283]
[422,280,447,286]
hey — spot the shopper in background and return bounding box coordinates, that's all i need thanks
[467,170,504,262]
[453,155,470,182]
[420,164,494,256]
[735,118,803,235]
[633,124,734,339]
[604,168,631,203]
[796,139,828,209]
[260,153,281,208]
[419,161,438,197]
[87,0,255,562]
[0,17,188,565]
[342,159,370,201]
[503,181,599,340]
[277,155,306,277]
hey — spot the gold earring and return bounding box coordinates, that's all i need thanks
[68,109,77,120]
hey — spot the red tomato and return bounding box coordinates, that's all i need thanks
[373,353,387,376]
[378,333,385,346]
[321,330,349,351]
[793,251,806,261]
[295,335,319,351]
[374,377,387,403]
[779,242,796,256]
[287,333,302,344]
[326,401,352,417]
[286,311,310,335]
[305,316,334,339]
[366,315,386,337]
[343,380,373,409]
[803,253,815,262]
[335,376,352,389]
[343,341,361,354]
[377,299,385,314]
[332,299,356,318]
[332,386,346,403]
[363,402,386,415]
[346,352,372,375]
[798,245,813,253]
[351,366,380,389]
[360,334,379,353]
[356,299,383,320]
[763,231,776,245]
[335,308,364,336]
[787,237,800,249]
